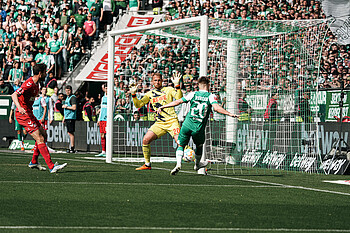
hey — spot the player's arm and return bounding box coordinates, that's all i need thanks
[212,103,237,118]
[11,91,26,114]
[156,98,184,115]
[130,84,149,108]
[9,108,13,124]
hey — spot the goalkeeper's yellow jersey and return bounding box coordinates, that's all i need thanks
[133,87,183,122]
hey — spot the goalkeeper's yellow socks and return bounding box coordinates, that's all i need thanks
[142,144,151,166]
[176,146,184,168]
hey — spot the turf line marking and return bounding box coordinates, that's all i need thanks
[3,154,350,197]
[0,226,350,232]
[0,180,283,188]
[60,158,350,197]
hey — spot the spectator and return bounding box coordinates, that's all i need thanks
[101,0,113,30]
[132,110,142,121]
[54,92,65,121]
[69,41,85,71]
[48,33,63,78]
[152,0,163,15]
[90,0,102,39]
[8,61,24,82]
[83,96,96,121]
[128,0,140,14]
[57,24,72,72]
[0,78,9,95]
[46,72,57,96]
[83,14,96,50]
[12,79,21,92]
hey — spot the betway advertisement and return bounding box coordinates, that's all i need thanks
[235,122,350,174]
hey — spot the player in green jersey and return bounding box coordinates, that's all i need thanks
[157,76,238,175]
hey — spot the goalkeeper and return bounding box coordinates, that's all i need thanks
[130,72,183,170]
[157,76,238,175]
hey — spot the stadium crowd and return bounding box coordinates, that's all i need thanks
[1,0,348,121]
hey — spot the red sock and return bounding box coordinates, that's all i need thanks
[101,136,106,152]
[38,143,55,169]
[31,142,40,164]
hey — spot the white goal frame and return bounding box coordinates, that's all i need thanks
[106,16,209,165]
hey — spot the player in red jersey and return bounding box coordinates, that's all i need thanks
[11,63,67,173]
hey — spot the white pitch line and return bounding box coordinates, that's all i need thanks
[0,226,350,232]
[2,154,350,197]
[0,180,283,188]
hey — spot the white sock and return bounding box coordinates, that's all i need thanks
[176,150,183,168]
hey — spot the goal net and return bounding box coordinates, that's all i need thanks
[106,16,329,174]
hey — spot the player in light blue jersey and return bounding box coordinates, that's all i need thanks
[157,76,237,175]
[96,84,110,157]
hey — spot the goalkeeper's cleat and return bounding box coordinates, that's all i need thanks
[194,161,209,171]
[170,166,181,175]
[28,162,47,171]
[136,164,151,170]
[50,163,67,173]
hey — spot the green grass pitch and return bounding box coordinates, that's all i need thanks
[1,151,350,233]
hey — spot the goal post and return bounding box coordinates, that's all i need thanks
[106,16,209,163]
[104,16,329,174]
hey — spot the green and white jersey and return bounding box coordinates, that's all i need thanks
[182,90,218,132]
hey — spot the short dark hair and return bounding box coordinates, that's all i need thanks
[33,63,47,75]
[198,76,210,85]
[65,85,73,91]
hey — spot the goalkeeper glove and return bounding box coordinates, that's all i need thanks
[171,71,182,87]
[130,84,138,95]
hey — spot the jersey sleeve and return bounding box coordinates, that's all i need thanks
[209,93,219,105]
[168,87,183,100]
[132,92,150,108]
[181,92,195,103]
[16,80,32,96]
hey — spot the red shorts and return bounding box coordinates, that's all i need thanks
[15,110,40,134]
[99,121,107,134]
[40,120,48,130]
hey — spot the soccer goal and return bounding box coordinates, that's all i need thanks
[106,16,329,174]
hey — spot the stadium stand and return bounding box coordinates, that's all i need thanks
[0,0,347,120]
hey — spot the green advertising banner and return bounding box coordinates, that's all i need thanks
[246,90,350,122]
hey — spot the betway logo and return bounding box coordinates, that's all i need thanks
[126,122,148,147]
[289,153,316,172]
[241,149,263,167]
[236,124,268,152]
[320,159,347,174]
[47,122,69,143]
[87,122,101,145]
[318,125,349,155]
[262,150,286,169]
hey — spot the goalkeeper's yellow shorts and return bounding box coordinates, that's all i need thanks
[149,118,181,138]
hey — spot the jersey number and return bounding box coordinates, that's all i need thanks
[191,102,207,119]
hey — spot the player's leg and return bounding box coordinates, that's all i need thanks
[15,120,24,150]
[33,126,67,173]
[96,121,106,157]
[192,130,208,171]
[135,130,159,170]
[167,120,187,175]
[66,120,76,153]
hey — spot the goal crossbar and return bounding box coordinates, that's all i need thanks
[106,16,209,163]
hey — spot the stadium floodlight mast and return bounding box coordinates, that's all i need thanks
[106,16,209,173]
